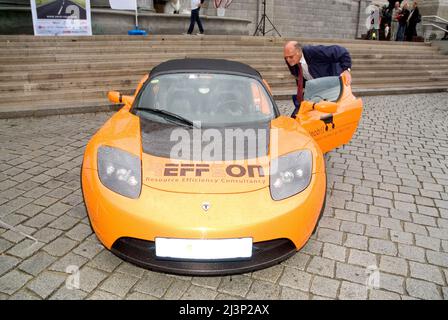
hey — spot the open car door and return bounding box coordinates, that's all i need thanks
[295,73,363,154]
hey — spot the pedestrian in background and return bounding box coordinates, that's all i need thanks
[186,0,205,35]
[391,1,401,41]
[406,1,421,41]
[396,2,410,41]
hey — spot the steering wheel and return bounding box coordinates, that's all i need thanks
[215,99,247,117]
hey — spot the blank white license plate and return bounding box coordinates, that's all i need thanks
[155,237,253,260]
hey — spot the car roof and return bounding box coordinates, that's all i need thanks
[149,58,263,80]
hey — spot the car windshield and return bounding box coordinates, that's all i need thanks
[134,73,276,126]
[304,76,342,103]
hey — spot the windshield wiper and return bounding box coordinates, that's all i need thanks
[135,107,196,128]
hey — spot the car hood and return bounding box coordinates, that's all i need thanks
[140,116,314,194]
[85,112,315,194]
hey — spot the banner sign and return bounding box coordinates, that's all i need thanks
[30,0,92,36]
[109,0,137,11]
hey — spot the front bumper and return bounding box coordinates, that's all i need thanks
[82,167,326,275]
[112,237,296,276]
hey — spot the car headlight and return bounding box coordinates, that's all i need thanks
[270,150,312,201]
[97,146,141,199]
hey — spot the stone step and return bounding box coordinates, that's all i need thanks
[0,34,431,46]
[4,66,447,84]
[5,51,448,65]
[2,84,447,119]
[0,86,136,104]
[0,47,437,58]
[3,74,448,104]
[3,71,448,93]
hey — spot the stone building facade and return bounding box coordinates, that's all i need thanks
[0,0,445,38]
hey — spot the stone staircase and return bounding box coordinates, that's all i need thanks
[1,34,447,118]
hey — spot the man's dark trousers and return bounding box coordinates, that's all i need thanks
[188,8,204,34]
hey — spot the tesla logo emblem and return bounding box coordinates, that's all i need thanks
[202,202,211,212]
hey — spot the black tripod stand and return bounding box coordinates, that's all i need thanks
[253,0,281,37]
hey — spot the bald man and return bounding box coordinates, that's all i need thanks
[284,41,352,118]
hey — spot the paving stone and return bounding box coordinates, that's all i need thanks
[282,252,310,270]
[33,196,59,207]
[126,291,158,300]
[279,287,309,300]
[357,213,379,227]
[379,256,408,277]
[115,262,146,278]
[23,213,57,228]
[335,263,367,285]
[27,271,66,299]
[100,273,139,298]
[390,230,414,245]
[404,222,428,236]
[426,251,448,268]
[339,281,368,300]
[65,223,92,242]
[0,239,14,254]
[415,235,441,251]
[0,255,20,277]
[398,244,426,263]
[306,256,335,278]
[348,249,377,267]
[344,234,368,250]
[182,285,218,300]
[246,279,281,300]
[379,273,405,295]
[406,278,442,300]
[87,250,122,273]
[8,289,41,300]
[32,227,63,244]
[317,228,343,245]
[191,277,222,290]
[322,243,347,262]
[218,275,253,297]
[18,251,57,276]
[15,203,45,217]
[49,253,89,273]
[409,261,445,285]
[251,264,284,283]
[43,237,78,257]
[162,279,190,300]
[369,289,401,300]
[299,240,322,256]
[310,276,340,299]
[380,217,403,232]
[43,202,72,217]
[87,289,121,300]
[365,226,389,240]
[73,239,104,259]
[7,239,44,259]
[49,287,89,300]
[1,225,36,244]
[340,221,365,235]
[78,266,108,293]
[279,268,312,292]
[369,239,398,256]
[0,270,32,295]
[134,272,174,298]
[48,215,79,231]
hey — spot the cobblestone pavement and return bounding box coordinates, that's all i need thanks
[0,93,447,300]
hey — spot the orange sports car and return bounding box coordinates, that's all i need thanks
[81,59,362,275]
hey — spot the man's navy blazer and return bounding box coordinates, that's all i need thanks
[287,45,352,82]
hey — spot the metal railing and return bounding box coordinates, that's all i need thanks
[422,15,448,42]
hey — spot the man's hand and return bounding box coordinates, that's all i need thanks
[341,70,351,86]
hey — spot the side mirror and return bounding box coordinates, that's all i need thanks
[108,91,122,104]
[315,101,338,114]
[108,91,135,105]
